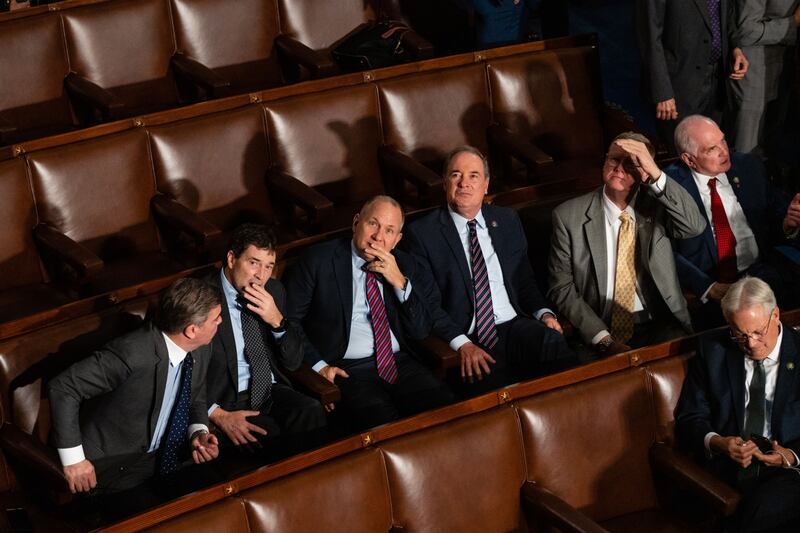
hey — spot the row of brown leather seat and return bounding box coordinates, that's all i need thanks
[0,0,432,146]
[0,42,614,336]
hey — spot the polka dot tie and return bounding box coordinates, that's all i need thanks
[611,212,636,344]
[158,353,193,476]
[708,178,738,283]
[241,308,274,411]
[707,0,722,64]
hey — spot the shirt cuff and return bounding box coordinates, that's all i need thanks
[700,283,713,304]
[271,330,286,340]
[312,360,328,373]
[393,279,412,302]
[58,445,85,467]
[208,403,220,416]
[647,171,667,194]
[789,450,800,467]
[591,330,611,346]
[187,424,208,440]
[704,431,720,457]
[449,334,471,352]
[534,308,555,321]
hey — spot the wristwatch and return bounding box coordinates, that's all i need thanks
[596,337,614,353]
[271,317,287,333]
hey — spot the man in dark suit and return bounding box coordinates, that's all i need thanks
[636,0,749,152]
[205,224,326,456]
[676,277,800,531]
[284,196,454,431]
[49,278,222,495]
[666,115,800,327]
[403,146,575,394]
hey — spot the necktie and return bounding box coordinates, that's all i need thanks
[707,0,722,63]
[158,353,194,476]
[363,266,398,383]
[743,360,766,439]
[708,178,738,283]
[468,219,498,349]
[241,307,274,411]
[611,211,636,344]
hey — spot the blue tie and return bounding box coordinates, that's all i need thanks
[707,0,722,64]
[158,353,194,476]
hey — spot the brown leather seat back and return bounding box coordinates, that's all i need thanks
[381,407,526,532]
[145,498,250,532]
[277,0,378,51]
[264,85,384,210]
[646,353,693,445]
[516,369,659,522]
[0,159,44,291]
[378,64,491,171]
[150,106,274,231]
[487,47,605,160]
[241,449,392,532]
[28,130,161,260]
[171,0,282,92]
[62,0,178,110]
[0,14,74,140]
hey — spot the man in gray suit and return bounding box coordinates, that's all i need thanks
[49,278,222,495]
[548,133,706,355]
[637,0,749,153]
[730,1,799,154]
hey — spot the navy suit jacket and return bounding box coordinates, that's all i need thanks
[283,238,432,367]
[666,153,789,296]
[676,326,800,470]
[402,204,548,344]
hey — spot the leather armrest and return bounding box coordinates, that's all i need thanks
[0,115,16,135]
[400,30,434,59]
[521,481,608,533]
[650,442,741,517]
[416,336,460,371]
[171,53,231,98]
[275,35,338,78]
[64,72,125,121]
[34,224,103,278]
[487,124,554,177]
[151,195,221,248]
[378,146,441,198]
[268,170,334,227]
[283,364,341,405]
[0,423,70,496]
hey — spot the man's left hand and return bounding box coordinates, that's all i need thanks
[540,313,563,334]
[783,193,800,231]
[730,48,748,80]
[191,431,219,464]
[753,440,798,468]
[243,283,284,328]
[364,243,406,290]
[614,138,661,183]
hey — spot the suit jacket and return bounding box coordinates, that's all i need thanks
[548,177,706,344]
[402,204,549,344]
[205,271,303,412]
[284,238,432,367]
[676,326,800,474]
[666,153,790,297]
[48,322,210,469]
[636,0,736,113]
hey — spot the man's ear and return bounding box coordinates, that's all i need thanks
[184,323,198,341]
[680,153,694,169]
[352,213,360,233]
[225,250,236,270]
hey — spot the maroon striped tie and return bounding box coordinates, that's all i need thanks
[468,219,498,349]
[364,268,398,383]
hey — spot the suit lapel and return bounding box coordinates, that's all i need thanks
[210,271,241,388]
[438,207,473,301]
[676,166,717,260]
[725,341,746,435]
[772,327,799,439]
[691,0,713,33]
[584,191,607,302]
[635,194,654,276]
[333,240,354,341]
[151,326,170,440]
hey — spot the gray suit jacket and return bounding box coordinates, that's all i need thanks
[547,176,706,344]
[48,323,211,470]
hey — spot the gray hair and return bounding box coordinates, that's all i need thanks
[358,194,404,227]
[442,145,490,180]
[155,278,221,334]
[674,115,718,155]
[720,276,777,319]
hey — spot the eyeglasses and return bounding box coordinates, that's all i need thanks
[604,155,641,175]
[729,310,774,344]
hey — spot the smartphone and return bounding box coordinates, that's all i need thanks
[750,433,773,454]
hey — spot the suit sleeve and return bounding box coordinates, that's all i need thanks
[675,340,717,457]
[189,346,211,427]
[674,250,716,298]
[733,0,797,47]
[394,253,433,341]
[48,345,133,449]
[270,280,304,372]
[636,0,675,103]
[283,254,326,368]
[651,175,707,239]
[547,207,609,344]
[509,210,550,315]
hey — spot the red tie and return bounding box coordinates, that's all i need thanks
[708,178,738,283]
[364,269,398,384]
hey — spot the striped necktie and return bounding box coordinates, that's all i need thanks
[468,219,498,349]
[363,266,398,383]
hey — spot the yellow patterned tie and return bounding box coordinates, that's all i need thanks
[611,211,636,343]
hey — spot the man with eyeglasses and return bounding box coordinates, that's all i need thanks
[676,276,800,532]
[666,115,800,329]
[549,132,706,355]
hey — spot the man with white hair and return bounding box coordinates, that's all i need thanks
[677,277,800,531]
[665,114,800,327]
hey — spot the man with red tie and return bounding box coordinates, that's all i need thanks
[666,115,800,328]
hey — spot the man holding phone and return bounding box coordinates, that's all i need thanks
[677,277,800,531]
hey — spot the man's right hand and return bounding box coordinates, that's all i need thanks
[656,98,678,121]
[458,342,496,382]
[707,282,731,301]
[710,435,758,468]
[318,365,349,384]
[64,459,96,494]
[209,407,268,446]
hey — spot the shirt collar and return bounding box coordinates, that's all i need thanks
[220,268,241,310]
[691,169,729,190]
[746,322,783,367]
[601,187,637,225]
[448,205,486,230]
[351,240,367,271]
[161,332,189,367]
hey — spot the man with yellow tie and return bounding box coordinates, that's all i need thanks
[548,132,707,355]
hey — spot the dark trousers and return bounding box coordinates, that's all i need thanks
[628,318,687,349]
[729,466,800,532]
[336,352,455,432]
[454,315,577,397]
